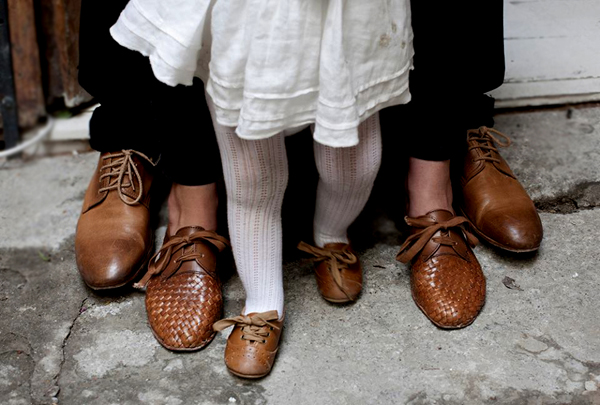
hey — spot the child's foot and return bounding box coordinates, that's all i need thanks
[297,242,362,303]
[213,311,283,378]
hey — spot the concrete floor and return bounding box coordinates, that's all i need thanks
[1,104,599,405]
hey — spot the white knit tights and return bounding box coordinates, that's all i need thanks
[313,113,382,247]
[210,98,381,316]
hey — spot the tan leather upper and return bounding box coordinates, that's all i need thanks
[397,210,486,329]
[75,150,156,289]
[214,311,283,378]
[298,242,362,303]
[460,127,543,252]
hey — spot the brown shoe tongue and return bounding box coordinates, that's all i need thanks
[174,226,206,237]
[420,209,470,261]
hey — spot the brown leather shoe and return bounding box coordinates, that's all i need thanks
[297,242,362,303]
[458,127,543,252]
[75,150,157,289]
[135,226,230,351]
[397,210,486,329]
[213,311,283,379]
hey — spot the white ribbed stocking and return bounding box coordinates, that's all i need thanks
[312,113,382,247]
[208,100,287,317]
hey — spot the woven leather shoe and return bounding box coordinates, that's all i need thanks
[458,127,543,252]
[297,242,362,303]
[213,311,283,379]
[397,210,486,329]
[135,226,230,351]
[75,150,156,289]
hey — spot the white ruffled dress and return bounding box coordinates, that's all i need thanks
[111,0,414,147]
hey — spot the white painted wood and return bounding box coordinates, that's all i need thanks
[492,0,600,107]
[49,105,95,141]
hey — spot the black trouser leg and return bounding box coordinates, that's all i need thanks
[380,0,505,161]
[78,0,221,185]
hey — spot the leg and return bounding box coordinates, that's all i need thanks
[209,102,287,317]
[208,96,286,379]
[299,113,382,303]
[397,155,486,329]
[312,113,382,247]
[75,0,159,289]
[78,1,226,352]
[406,158,452,217]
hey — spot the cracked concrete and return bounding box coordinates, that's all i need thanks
[0,104,599,404]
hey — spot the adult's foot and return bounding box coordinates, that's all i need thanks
[399,158,485,328]
[458,127,543,252]
[75,150,156,289]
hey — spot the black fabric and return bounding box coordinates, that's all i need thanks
[380,0,505,161]
[78,0,220,186]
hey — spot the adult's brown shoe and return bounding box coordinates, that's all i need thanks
[458,127,543,252]
[297,242,362,303]
[213,311,283,379]
[75,150,157,289]
[135,226,230,351]
[397,210,486,329]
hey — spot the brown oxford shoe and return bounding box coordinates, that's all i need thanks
[213,311,283,379]
[297,241,362,303]
[135,226,230,351]
[458,127,543,252]
[75,150,157,289]
[397,210,486,329]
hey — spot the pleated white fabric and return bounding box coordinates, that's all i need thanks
[111,0,413,148]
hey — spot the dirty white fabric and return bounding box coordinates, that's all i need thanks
[111,0,413,147]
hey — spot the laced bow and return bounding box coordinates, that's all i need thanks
[396,215,478,263]
[467,126,512,163]
[99,150,157,205]
[297,241,357,300]
[213,311,280,343]
[134,230,230,288]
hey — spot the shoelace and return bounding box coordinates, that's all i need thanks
[466,126,512,164]
[213,311,280,343]
[297,241,357,301]
[99,150,157,205]
[134,230,230,288]
[396,216,478,263]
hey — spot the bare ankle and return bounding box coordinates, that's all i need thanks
[406,158,454,218]
[167,183,219,233]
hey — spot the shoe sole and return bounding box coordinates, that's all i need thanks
[323,296,354,304]
[151,327,217,352]
[227,368,269,379]
[83,239,155,290]
[459,208,540,253]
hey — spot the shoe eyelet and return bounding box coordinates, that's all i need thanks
[267,333,270,337]
[241,335,245,340]
[270,327,274,331]
[262,340,266,344]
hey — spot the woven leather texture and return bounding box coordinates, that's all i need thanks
[411,249,485,328]
[146,271,222,350]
